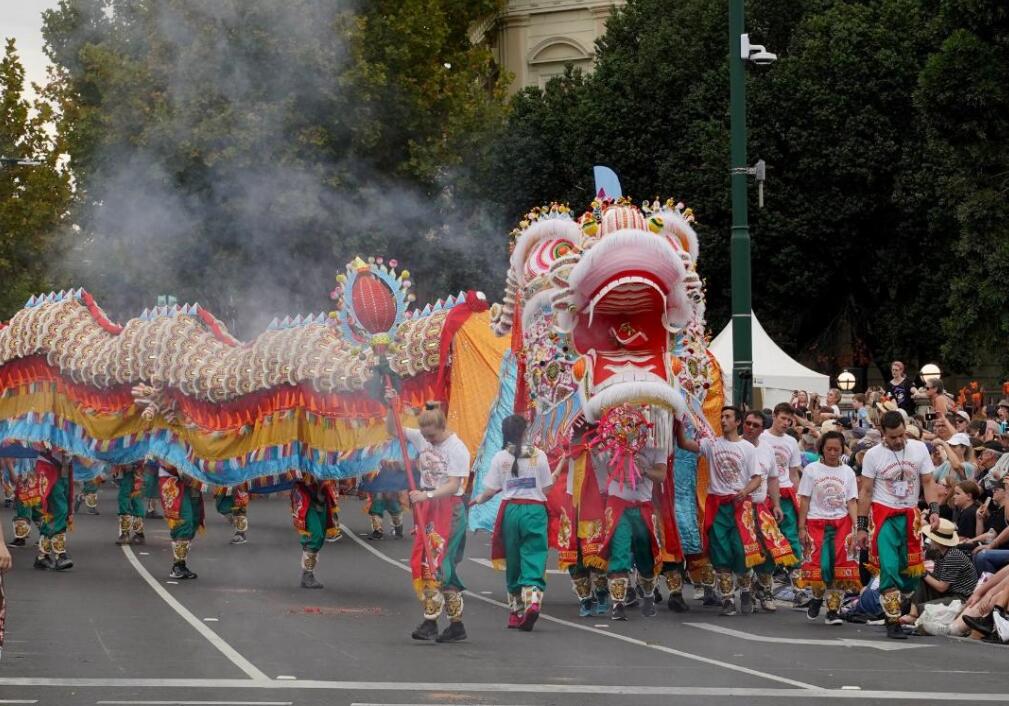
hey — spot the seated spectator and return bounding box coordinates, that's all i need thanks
[924,379,952,417]
[955,562,1009,640]
[930,436,966,483]
[926,414,954,443]
[933,474,956,522]
[974,443,1004,490]
[997,399,1009,435]
[819,388,842,418]
[946,431,976,481]
[972,474,1009,575]
[790,390,809,415]
[902,519,978,625]
[969,419,993,446]
[962,481,1008,551]
[951,480,982,543]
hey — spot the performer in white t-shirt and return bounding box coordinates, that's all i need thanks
[760,403,805,568]
[855,410,941,640]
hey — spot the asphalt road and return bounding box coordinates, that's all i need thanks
[1,489,1007,706]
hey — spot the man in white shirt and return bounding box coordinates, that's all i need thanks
[760,403,805,565]
[855,410,941,639]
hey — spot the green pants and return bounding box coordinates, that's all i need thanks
[369,494,402,517]
[440,500,468,592]
[300,501,328,553]
[502,503,548,592]
[118,471,145,517]
[170,490,203,541]
[876,514,919,594]
[708,502,747,575]
[216,494,245,516]
[15,496,32,522]
[143,469,159,499]
[82,480,99,494]
[607,507,655,577]
[779,499,803,562]
[40,476,70,538]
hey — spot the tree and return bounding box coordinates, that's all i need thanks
[40,0,508,332]
[0,38,72,318]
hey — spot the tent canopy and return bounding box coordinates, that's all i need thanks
[709,313,829,408]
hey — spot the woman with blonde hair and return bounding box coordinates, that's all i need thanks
[387,395,472,643]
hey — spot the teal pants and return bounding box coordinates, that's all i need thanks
[708,502,747,576]
[170,490,203,541]
[370,494,402,516]
[502,503,548,592]
[300,501,327,553]
[118,471,144,517]
[607,508,655,578]
[876,514,919,594]
[40,476,70,537]
[779,498,803,562]
[440,500,468,592]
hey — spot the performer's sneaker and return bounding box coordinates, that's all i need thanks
[300,570,324,589]
[368,529,384,541]
[52,553,73,571]
[411,619,439,641]
[640,595,657,618]
[169,562,198,580]
[578,598,595,618]
[87,505,100,515]
[824,610,843,626]
[759,596,777,612]
[73,494,84,513]
[611,603,627,621]
[435,621,467,643]
[739,591,754,615]
[885,622,908,640]
[6,537,26,548]
[131,532,146,546]
[625,587,641,609]
[667,592,690,613]
[593,591,611,616]
[115,533,130,546]
[702,586,721,606]
[520,605,540,631]
[392,524,404,539]
[146,509,163,519]
[508,612,522,629]
[33,554,53,570]
[719,599,737,616]
[805,598,823,621]
[230,532,247,545]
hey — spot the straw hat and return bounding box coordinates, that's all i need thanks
[875,400,899,414]
[820,420,840,434]
[922,518,960,547]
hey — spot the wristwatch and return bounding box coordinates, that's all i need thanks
[425,491,433,500]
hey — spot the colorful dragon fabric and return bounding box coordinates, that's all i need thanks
[475,197,723,550]
[0,256,507,487]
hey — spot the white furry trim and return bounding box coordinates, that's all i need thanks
[582,380,687,422]
[509,219,582,287]
[658,208,699,263]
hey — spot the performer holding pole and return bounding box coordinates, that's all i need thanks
[386,388,471,643]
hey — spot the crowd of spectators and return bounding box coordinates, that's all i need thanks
[775,365,1009,641]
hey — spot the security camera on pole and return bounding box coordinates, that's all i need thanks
[729,4,776,408]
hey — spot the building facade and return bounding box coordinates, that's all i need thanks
[473,1,625,93]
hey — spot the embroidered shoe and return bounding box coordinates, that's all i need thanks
[702,586,721,606]
[806,598,823,621]
[435,621,468,643]
[411,619,439,641]
[885,622,908,640]
[719,599,737,616]
[519,605,540,631]
[825,610,843,625]
[759,596,777,612]
[368,529,384,541]
[6,537,26,548]
[667,592,690,613]
[593,591,611,616]
[230,532,247,545]
[392,524,404,539]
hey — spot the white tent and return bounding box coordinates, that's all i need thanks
[709,312,830,408]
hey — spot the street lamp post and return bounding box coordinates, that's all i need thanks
[729,0,751,407]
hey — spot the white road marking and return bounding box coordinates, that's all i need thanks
[203,618,219,623]
[120,546,269,681]
[3,678,1009,700]
[275,676,296,681]
[98,702,291,705]
[340,525,819,690]
[686,622,929,652]
[469,557,565,575]
[0,700,38,704]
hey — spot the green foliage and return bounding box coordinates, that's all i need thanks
[481,0,1009,377]
[0,38,73,317]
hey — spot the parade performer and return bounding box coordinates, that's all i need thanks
[741,410,798,611]
[115,462,147,545]
[27,446,74,571]
[655,419,693,613]
[856,410,941,639]
[681,407,762,615]
[290,474,341,589]
[796,431,860,625]
[472,414,552,631]
[550,417,610,618]
[761,404,805,576]
[387,396,472,643]
[7,460,34,548]
[215,483,250,544]
[158,464,203,580]
[143,465,162,519]
[75,479,101,515]
[360,460,406,541]
[589,405,666,621]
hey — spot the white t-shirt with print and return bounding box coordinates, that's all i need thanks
[404,428,471,496]
[699,437,758,497]
[750,442,776,504]
[592,446,665,503]
[482,447,553,502]
[860,438,935,510]
[798,461,858,520]
[760,430,802,489]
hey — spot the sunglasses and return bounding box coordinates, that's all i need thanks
[744,421,764,428]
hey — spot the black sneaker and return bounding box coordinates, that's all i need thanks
[611,603,628,621]
[886,622,908,640]
[667,592,690,613]
[435,621,467,643]
[719,599,737,616]
[131,532,146,546]
[115,533,130,546]
[640,595,657,618]
[147,509,163,519]
[806,598,823,621]
[825,610,843,625]
[368,529,384,541]
[52,553,73,571]
[7,537,26,548]
[740,591,754,615]
[625,587,641,609]
[300,570,324,589]
[411,619,439,641]
[392,524,404,539]
[33,554,53,570]
[702,586,721,606]
[229,532,247,545]
[652,587,663,603]
[963,613,995,636]
[87,505,99,515]
[73,494,84,513]
[169,562,198,580]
